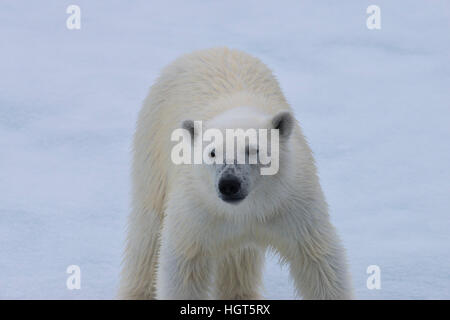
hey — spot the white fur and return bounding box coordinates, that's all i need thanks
[118,47,353,300]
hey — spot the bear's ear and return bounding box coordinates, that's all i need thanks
[181,119,196,140]
[271,111,294,139]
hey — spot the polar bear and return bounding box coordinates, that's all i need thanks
[118,47,353,300]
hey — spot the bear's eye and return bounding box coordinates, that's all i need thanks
[210,149,215,158]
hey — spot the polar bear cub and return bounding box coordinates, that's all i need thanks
[118,47,353,300]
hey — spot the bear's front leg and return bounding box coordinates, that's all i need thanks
[156,201,212,299]
[156,241,211,299]
[273,212,354,299]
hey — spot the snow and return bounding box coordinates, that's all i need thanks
[0,0,449,299]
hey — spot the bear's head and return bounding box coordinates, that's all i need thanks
[179,107,295,211]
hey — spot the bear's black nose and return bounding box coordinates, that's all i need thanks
[219,177,241,197]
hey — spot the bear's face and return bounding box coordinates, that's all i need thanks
[182,107,294,208]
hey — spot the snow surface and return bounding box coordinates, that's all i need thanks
[0,0,449,299]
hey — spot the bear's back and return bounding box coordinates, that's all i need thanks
[152,47,288,121]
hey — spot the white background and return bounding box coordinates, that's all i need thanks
[0,1,449,299]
